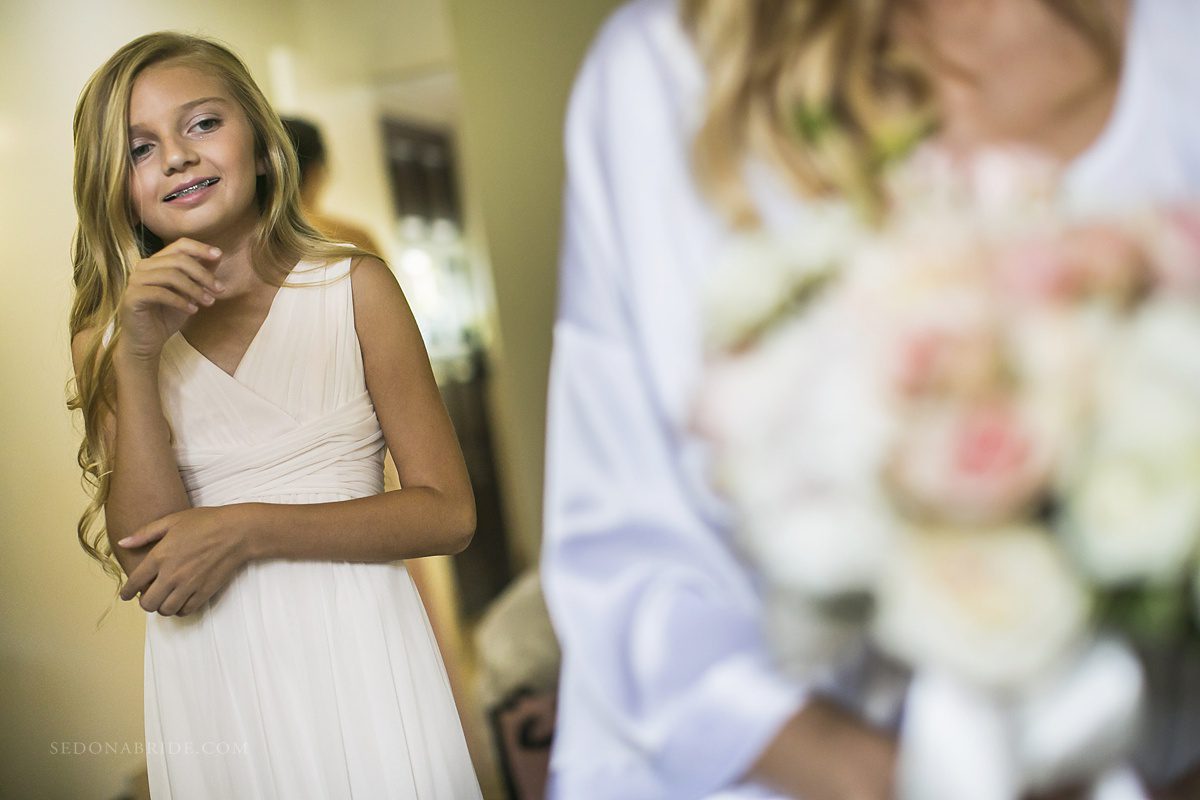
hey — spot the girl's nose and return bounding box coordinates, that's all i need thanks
[163,138,199,173]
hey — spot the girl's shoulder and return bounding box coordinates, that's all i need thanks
[284,248,358,287]
[346,255,423,372]
[346,254,398,307]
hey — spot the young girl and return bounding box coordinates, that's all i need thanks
[67,32,483,799]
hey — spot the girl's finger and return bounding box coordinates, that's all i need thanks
[158,586,194,617]
[133,245,224,296]
[133,286,199,315]
[133,269,215,307]
[178,258,225,295]
[178,594,207,617]
[137,579,172,614]
[117,521,169,549]
[160,237,222,263]
[144,251,225,292]
[137,253,219,285]
[120,560,160,601]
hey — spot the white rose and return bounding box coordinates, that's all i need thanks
[1124,299,1200,397]
[701,202,860,350]
[705,311,899,599]
[703,234,810,350]
[873,526,1090,689]
[1064,344,1200,586]
[1064,454,1200,587]
[700,305,895,509]
[743,490,897,597]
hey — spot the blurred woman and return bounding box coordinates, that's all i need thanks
[541,0,1200,797]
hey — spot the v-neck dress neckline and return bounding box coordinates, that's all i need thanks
[175,266,292,383]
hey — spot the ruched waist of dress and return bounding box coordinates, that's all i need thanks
[175,391,386,507]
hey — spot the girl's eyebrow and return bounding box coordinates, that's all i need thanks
[129,96,229,135]
[178,95,228,112]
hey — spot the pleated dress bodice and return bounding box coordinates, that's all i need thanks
[158,257,385,507]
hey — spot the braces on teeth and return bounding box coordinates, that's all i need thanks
[166,178,217,201]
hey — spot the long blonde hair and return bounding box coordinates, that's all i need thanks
[680,0,1121,227]
[67,32,370,586]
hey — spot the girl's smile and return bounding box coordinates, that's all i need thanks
[127,62,263,247]
[162,176,221,203]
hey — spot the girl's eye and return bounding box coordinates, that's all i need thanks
[192,117,221,133]
[130,143,152,161]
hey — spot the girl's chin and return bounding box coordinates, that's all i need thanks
[139,229,217,253]
[147,222,247,250]
[142,202,259,249]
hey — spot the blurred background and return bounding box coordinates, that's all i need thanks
[0,0,625,796]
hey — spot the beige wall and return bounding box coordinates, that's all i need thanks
[445,0,626,567]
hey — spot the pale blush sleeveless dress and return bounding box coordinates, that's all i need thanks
[143,257,482,799]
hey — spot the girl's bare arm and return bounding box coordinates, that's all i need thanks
[82,343,192,577]
[71,239,225,576]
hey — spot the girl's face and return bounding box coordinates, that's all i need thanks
[127,61,263,247]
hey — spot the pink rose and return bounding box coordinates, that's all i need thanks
[994,236,1088,305]
[887,400,1052,526]
[996,225,1149,308]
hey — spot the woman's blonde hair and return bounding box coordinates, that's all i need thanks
[680,0,1122,227]
[67,32,371,587]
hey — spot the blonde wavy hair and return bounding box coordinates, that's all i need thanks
[680,0,1121,226]
[67,32,371,587]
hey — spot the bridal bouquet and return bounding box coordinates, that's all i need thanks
[696,148,1200,799]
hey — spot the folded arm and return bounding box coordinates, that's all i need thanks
[70,239,228,577]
